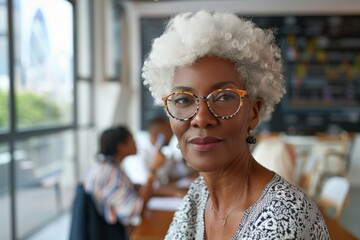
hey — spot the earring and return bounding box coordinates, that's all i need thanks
[176,143,180,149]
[246,129,257,144]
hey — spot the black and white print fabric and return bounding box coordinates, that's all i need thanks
[165,174,329,240]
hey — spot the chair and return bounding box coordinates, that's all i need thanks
[69,184,129,240]
[305,132,354,197]
[315,132,354,177]
[317,176,350,221]
[298,153,319,194]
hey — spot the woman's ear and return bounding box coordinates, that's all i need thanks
[249,100,262,129]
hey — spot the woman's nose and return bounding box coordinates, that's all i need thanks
[190,99,218,128]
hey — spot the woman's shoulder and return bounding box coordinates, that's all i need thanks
[261,174,321,215]
[266,174,314,204]
[240,174,329,239]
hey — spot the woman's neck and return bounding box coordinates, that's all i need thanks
[204,157,274,211]
[204,158,253,210]
[203,159,274,240]
[113,153,125,165]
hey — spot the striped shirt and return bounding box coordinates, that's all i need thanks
[84,159,143,225]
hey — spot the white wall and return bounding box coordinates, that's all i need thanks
[92,0,131,132]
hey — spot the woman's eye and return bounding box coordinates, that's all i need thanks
[215,93,236,101]
[174,98,188,104]
[173,94,194,106]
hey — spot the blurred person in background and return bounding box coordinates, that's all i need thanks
[84,125,165,238]
[144,115,197,183]
[143,115,176,184]
[123,115,197,197]
[142,10,329,239]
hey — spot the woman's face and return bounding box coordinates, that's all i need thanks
[169,56,261,173]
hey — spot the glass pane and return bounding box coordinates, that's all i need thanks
[15,131,75,239]
[76,0,91,78]
[0,143,11,240]
[13,0,74,130]
[77,80,91,126]
[0,1,9,133]
[105,0,121,80]
[0,2,6,32]
[77,127,97,180]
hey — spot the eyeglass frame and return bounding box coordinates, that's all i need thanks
[162,88,247,121]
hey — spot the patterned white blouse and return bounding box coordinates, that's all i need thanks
[165,174,330,240]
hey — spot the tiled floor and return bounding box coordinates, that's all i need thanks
[27,213,70,240]
[26,187,360,240]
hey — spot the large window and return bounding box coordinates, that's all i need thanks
[1,0,79,239]
[13,0,74,130]
[15,131,75,238]
[0,2,11,238]
[76,0,92,126]
[0,143,11,240]
[0,0,9,133]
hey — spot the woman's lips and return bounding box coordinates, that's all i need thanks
[189,137,223,152]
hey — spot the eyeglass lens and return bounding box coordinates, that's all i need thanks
[166,89,242,120]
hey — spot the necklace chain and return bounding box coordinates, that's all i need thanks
[211,202,238,227]
[209,161,252,227]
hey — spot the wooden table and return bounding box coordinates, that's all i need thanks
[131,210,174,240]
[130,178,190,240]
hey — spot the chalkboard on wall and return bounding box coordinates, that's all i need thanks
[140,17,169,129]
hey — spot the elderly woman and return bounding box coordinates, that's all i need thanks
[142,11,329,239]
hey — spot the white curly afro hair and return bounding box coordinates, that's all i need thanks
[142,10,286,123]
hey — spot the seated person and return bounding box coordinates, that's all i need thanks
[123,116,197,197]
[84,125,165,233]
